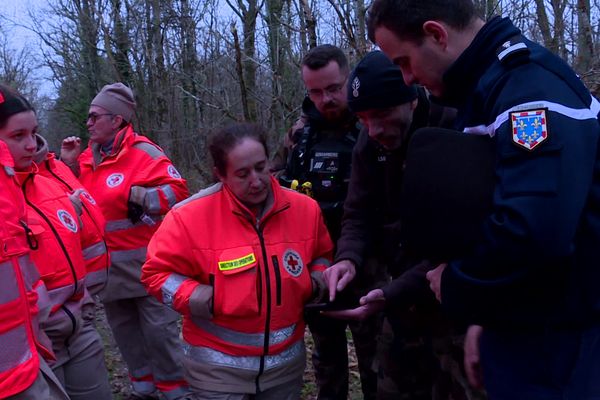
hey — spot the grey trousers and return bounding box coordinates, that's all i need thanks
[186,377,303,400]
[7,355,70,400]
[51,317,112,400]
[103,295,189,399]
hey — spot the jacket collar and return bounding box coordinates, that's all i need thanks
[33,134,49,165]
[223,176,290,225]
[89,124,135,168]
[13,163,39,187]
[438,16,520,107]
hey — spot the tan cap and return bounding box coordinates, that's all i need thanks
[91,82,136,122]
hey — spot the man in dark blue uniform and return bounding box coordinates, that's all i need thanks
[325,50,487,400]
[365,0,600,398]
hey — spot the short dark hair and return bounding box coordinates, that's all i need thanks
[209,122,269,176]
[0,84,35,129]
[367,0,478,43]
[301,44,349,74]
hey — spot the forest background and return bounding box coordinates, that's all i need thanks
[0,0,599,190]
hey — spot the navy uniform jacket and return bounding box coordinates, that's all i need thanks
[439,16,600,329]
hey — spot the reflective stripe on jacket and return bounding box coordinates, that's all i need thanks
[142,177,332,365]
[0,142,46,397]
[15,167,87,347]
[37,152,109,296]
[77,125,189,301]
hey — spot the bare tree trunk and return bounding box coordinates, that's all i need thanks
[232,23,251,120]
[533,0,558,54]
[227,0,259,120]
[550,0,567,59]
[77,0,102,92]
[299,0,317,49]
[110,0,133,82]
[575,0,594,73]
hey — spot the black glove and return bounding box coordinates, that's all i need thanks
[127,201,144,223]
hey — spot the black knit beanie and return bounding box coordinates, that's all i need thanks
[347,51,417,113]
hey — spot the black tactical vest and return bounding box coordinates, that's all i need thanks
[280,121,359,240]
[281,122,359,204]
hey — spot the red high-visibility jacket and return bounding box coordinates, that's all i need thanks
[37,150,109,296]
[77,125,189,301]
[0,142,51,397]
[15,166,88,352]
[142,178,332,362]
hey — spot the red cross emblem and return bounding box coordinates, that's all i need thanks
[283,249,303,277]
[57,209,78,233]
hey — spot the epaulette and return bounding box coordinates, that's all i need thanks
[496,35,530,64]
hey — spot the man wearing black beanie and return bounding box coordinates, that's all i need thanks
[322,51,484,400]
[272,44,381,400]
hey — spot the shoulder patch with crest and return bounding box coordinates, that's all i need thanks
[106,173,125,188]
[510,109,548,151]
[282,249,303,277]
[167,164,182,179]
[57,209,78,233]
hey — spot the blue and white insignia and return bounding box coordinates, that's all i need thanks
[496,36,529,62]
[282,249,303,277]
[352,77,360,98]
[106,173,124,188]
[167,164,182,179]
[57,209,78,233]
[510,109,548,151]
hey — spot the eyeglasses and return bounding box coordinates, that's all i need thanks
[86,113,113,124]
[306,78,347,100]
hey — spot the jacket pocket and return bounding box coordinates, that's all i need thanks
[213,247,260,317]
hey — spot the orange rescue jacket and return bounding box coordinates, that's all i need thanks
[0,143,52,397]
[77,125,189,301]
[36,144,109,296]
[16,165,88,352]
[142,178,333,364]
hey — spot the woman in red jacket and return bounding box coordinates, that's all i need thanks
[0,84,112,400]
[0,138,68,400]
[142,123,343,399]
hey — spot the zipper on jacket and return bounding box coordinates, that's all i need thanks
[19,220,38,250]
[23,176,79,295]
[48,161,110,273]
[209,273,215,315]
[60,304,77,348]
[256,266,262,315]
[254,228,272,393]
[46,161,74,191]
[271,255,282,306]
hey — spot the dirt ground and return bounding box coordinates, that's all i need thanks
[94,303,363,399]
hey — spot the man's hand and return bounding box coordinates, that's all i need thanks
[425,262,447,302]
[464,325,484,389]
[322,259,356,301]
[323,288,385,320]
[60,136,82,165]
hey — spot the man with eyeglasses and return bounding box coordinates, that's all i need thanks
[60,83,191,400]
[271,44,381,400]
